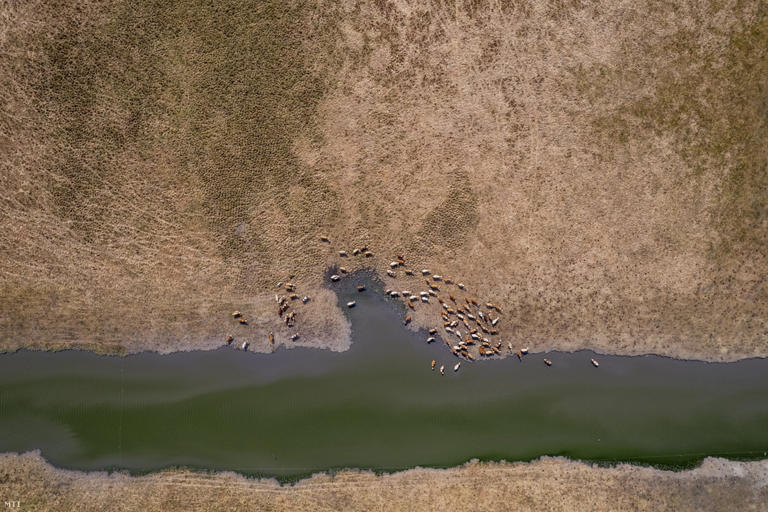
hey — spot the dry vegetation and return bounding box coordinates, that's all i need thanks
[1,0,766,358]
[0,451,766,511]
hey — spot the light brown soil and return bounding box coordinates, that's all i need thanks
[1,452,766,511]
[0,1,766,359]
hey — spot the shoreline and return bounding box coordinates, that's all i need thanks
[1,265,763,364]
[2,339,768,365]
[2,451,766,511]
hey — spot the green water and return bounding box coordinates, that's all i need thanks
[0,273,766,480]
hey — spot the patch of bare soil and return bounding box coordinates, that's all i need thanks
[1,452,766,511]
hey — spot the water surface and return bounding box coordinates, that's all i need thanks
[1,272,766,480]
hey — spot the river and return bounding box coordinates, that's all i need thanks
[0,271,766,481]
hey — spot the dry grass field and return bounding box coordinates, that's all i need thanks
[0,0,766,362]
[1,452,766,511]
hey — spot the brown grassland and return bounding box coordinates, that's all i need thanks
[0,0,766,359]
[0,0,767,507]
[1,451,767,511]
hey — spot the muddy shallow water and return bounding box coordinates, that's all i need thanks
[0,272,766,480]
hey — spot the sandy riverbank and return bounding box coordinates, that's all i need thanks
[1,452,766,511]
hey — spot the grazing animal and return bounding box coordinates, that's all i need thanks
[422,269,431,275]
[302,296,309,304]
[353,248,360,255]
[440,365,445,375]
[347,301,356,308]
[225,335,233,345]
[330,274,341,281]
[404,316,411,325]
[387,270,396,277]
[238,318,248,325]
[404,269,414,276]
[242,341,249,351]
[284,283,295,291]
[364,251,374,257]
[268,332,274,343]
[449,294,456,302]
[429,328,437,335]
[232,311,242,318]
[291,333,299,341]
[289,293,299,300]
[390,261,399,268]
[320,235,330,243]
[457,283,465,290]
[544,359,552,366]
[339,250,348,257]
[339,267,348,273]
[357,285,366,291]
[427,337,436,343]
[431,360,436,370]
[407,302,415,310]
[432,275,442,281]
